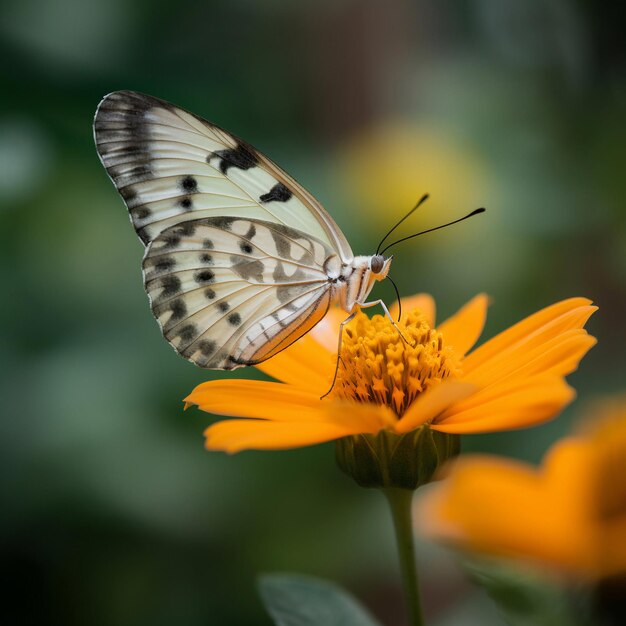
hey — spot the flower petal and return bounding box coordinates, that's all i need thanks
[602,516,626,578]
[185,379,323,421]
[463,298,596,375]
[464,329,596,388]
[204,401,394,453]
[417,442,596,575]
[390,293,436,326]
[254,334,335,393]
[395,380,477,433]
[432,377,575,433]
[322,400,397,433]
[437,293,489,357]
[205,419,359,453]
[449,372,569,416]
[309,306,347,352]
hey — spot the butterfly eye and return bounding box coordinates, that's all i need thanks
[370,255,385,274]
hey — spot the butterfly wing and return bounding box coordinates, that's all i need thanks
[93,90,353,263]
[144,216,334,368]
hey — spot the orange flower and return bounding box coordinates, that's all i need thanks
[418,396,626,580]
[185,294,596,454]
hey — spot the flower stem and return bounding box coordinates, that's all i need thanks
[383,488,424,626]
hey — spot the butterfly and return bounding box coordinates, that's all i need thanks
[93,91,402,371]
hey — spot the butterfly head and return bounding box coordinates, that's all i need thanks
[369,254,392,280]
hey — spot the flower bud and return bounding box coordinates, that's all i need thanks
[335,426,460,490]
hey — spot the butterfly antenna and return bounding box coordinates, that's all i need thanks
[386,275,403,322]
[376,194,430,255]
[380,208,486,256]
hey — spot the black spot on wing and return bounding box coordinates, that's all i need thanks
[137,227,150,245]
[228,313,242,326]
[199,340,217,356]
[260,182,293,203]
[203,239,214,249]
[179,176,198,193]
[155,258,176,273]
[146,258,177,277]
[204,288,216,300]
[239,241,253,254]
[179,197,193,211]
[174,222,196,237]
[209,143,258,174]
[200,253,213,264]
[131,205,151,220]
[120,186,138,204]
[124,164,152,181]
[101,143,143,160]
[194,270,215,284]
[179,324,197,342]
[160,275,181,297]
[154,295,188,331]
[162,233,181,249]
[218,301,230,313]
[170,298,187,321]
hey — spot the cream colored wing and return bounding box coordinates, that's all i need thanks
[143,216,336,369]
[94,90,353,263]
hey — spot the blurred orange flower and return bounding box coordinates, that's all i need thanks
[185,294,596,454]
[418,396,626,580]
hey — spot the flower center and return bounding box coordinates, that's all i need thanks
[331,309,462,416]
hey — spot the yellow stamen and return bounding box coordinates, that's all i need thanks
[332,309,462,417]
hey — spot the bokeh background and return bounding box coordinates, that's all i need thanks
[1,0,624,624]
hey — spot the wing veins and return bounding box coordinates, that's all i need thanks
[150,279,259,308]
[97,136,218,150]
[129,192,254,206]
[146,250,328,276]
[170,108,236,143]
[98,119,215,141]
[117,173,244,190]
[184,281,330,356]
[201,158,289,224]
[138,204,264,232]
[242,287,331,364]
[177,283,289,350]
[96,91,354,260]
[146,263,327,286]
[164,283,276,337]
[199,157,324,234]
[245,220,328,260]
[102,155,217,167]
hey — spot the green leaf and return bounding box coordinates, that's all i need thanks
[258,573,383,626]
[463,558,592,626]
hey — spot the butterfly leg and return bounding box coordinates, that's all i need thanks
[357,299,414,346]
[319,310,359,400]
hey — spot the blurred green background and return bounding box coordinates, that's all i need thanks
[1,0,624,624]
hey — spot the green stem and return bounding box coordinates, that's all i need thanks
[383,488,424,626]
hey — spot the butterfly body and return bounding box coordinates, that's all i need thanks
[334,255,392,313]
[94,91,390,369]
